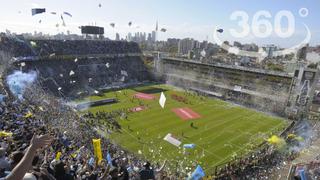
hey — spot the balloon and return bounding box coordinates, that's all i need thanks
[217,28,224,33]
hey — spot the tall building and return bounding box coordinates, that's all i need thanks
[200,41,208,49]
[263,44,278,58]
[151,31,156,43]
[115,33,120,41]
[178,38,198,55]
[155,21,158,42]
[142,32,146,42]
[156,21,158,32]
[127,33,132,41]
[193,41,200,49]
[296,44,309,61]
[233,41,242,48]
[147,33,152,42]
[167,38,180,47]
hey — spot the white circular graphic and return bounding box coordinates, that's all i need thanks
[299,8,309,17]
[213,23,311,60]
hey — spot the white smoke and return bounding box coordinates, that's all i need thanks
[289,120,315,153]
[6,70,37,100]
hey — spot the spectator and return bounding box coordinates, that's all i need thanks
[4,134,53,180]
[0,148,10,171]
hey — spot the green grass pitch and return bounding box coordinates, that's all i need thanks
[77,84,288,173]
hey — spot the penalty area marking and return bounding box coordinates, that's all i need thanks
[133,93,155,100]
[172,107,201,120]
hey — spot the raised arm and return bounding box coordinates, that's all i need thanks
[5,134,53,180]
[156,160,167,172]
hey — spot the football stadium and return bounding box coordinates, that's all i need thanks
[78,85,288,170]
[1,1,320,180]
[77,84,288,171]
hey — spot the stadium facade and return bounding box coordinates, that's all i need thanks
[155,56,320,120]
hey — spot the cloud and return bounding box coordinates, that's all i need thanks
[31,3,41,8]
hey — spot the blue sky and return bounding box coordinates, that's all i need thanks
[0,0,319,47]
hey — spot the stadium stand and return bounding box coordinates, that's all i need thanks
[0,35,173,179]
[160,57,293,115]
[0,34,35,57]
[29,39,141,56]
[0,82,169,180]
[0,35,153,98]
[22,56,152,98]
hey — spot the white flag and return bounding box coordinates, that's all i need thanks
[163,133,181,147]
[159,92,166,108]
[121,70,128,76]
[69,70,75,76]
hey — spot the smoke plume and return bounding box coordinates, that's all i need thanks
[6,70,37,100]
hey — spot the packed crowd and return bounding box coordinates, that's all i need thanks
[289,162,320,179]
[171,94,190,104]
[214,120,320,180]
[0,83,173,180]
[83,110,127,132]
[0,35,151,100]
[0,35,35,57]
[0,34,142,58]
[15,55,151,98]
[29,39,141,57]
[214,145,298,179]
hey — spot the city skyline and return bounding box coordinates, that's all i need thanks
[0,0,319,47]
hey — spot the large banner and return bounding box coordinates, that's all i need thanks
[92,139,103,164]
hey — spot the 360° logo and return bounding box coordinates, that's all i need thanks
[213,8,311,60]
